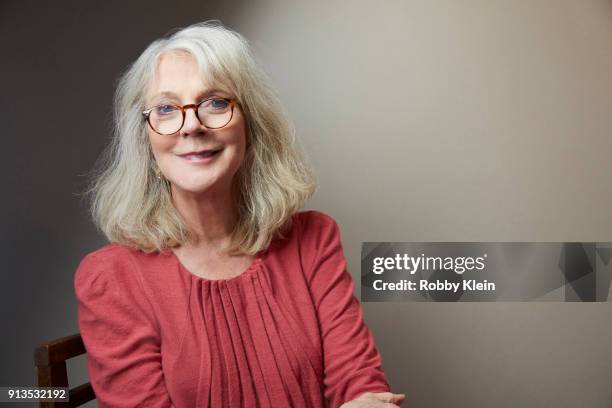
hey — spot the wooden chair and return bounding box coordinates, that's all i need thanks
[34,333,95,407]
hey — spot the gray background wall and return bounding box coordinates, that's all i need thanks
[2,0,611,407]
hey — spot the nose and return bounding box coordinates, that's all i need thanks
[180,106,207,136]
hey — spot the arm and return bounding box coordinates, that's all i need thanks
[74,251,175,408]
[304,212,391,408]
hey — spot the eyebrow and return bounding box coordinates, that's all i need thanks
[150,89,228,103]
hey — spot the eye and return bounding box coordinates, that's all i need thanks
[155,104,178,115]
[201,98,230,111]
[211,98,229,109]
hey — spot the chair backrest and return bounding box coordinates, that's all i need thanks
[34,333,95,407]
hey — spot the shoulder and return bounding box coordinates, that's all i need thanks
[294,209,340,236]
[74,244,162,334]
[75,243,140,275]
[291,210,344,259]
[73,243,146,296]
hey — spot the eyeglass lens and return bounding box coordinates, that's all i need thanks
[148,99,233,135]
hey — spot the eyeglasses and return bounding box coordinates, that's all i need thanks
[142,97,237,135]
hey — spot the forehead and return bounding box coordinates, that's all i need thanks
[145,51,221,103]
[156,51,199,80]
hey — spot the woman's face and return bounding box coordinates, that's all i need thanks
[144,51,247,197]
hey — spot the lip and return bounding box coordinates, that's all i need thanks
[177,148,223,157]
[177,148,223,163]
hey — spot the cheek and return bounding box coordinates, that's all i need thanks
[230,133,247,166]
[148,134,174,158]
[230,117,248,156]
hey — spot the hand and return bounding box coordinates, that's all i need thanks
[339,391,406,407]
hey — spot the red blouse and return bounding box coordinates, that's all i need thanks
[74,210,390,407]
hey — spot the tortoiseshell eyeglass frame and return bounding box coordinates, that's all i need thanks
[142,97,237,135]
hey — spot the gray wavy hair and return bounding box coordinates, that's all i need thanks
[84,20,316,255]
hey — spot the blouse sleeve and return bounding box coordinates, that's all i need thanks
[74,251,175,408]
[303,212,391,408]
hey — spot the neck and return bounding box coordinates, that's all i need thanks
[170,183,237,250]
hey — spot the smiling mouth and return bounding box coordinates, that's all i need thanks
[178,149,223,160]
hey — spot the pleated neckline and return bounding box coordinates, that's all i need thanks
[170,250,264,284]
[160,243,326,407]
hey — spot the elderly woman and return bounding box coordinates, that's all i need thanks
[74,21,405,408]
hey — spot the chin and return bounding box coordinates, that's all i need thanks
[175,184,215,195]
[171,179,229,195]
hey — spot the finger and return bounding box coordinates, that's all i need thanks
[390,393,406,403]
[370,392,406,403]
